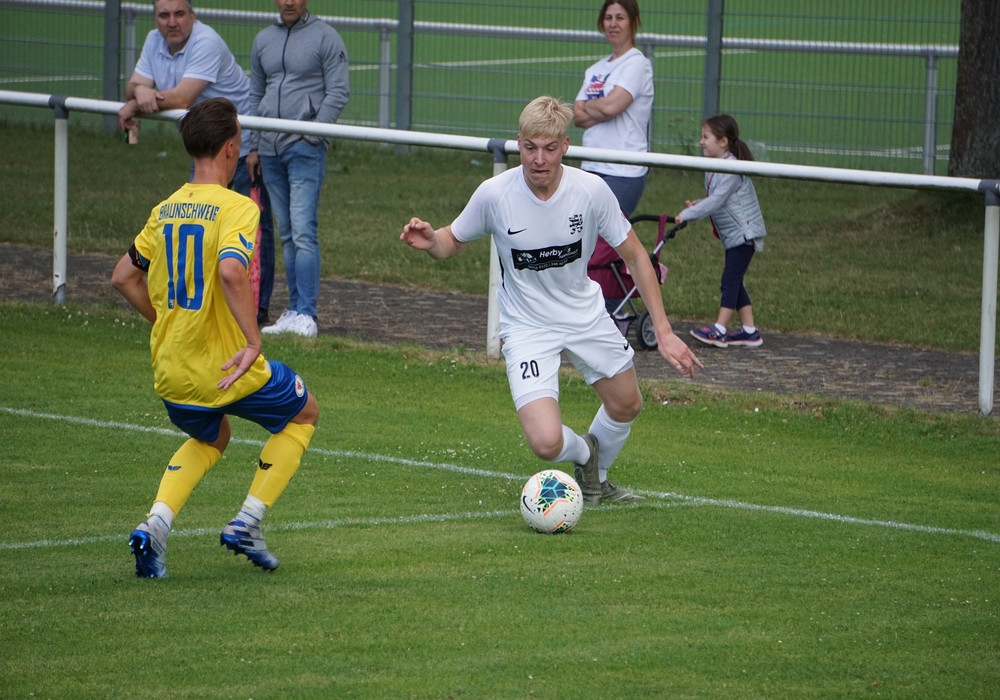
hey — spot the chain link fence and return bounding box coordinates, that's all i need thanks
[0,0,960,173]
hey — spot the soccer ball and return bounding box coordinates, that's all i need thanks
[519,469,584,534]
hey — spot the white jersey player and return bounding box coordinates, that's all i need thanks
[401,95,701,505]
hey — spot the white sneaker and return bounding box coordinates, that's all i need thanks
[287,313,318,338]
[261,309,297,335]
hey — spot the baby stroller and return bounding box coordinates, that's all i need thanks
[587,214,685,350]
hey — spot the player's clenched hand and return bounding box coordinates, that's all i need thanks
[218,346,261,391]
[658,332,703,378]
[400,218,435,250]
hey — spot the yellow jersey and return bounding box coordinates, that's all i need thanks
[134,183,271,407]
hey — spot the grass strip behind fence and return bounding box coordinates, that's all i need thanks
[0,123,988,352]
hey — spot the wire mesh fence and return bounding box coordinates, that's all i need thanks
[0,0,960,173]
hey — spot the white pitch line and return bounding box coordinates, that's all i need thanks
[0,510,516,551]
[0,48,745,86]
[0,75,101,86]
[2,405,997,548]
[395,49,749,71]
[0,501,694,552]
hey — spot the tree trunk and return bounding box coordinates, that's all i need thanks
[948,0,1000,178]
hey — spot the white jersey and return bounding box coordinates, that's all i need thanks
[451,165,631,335]
[575,47,654,178]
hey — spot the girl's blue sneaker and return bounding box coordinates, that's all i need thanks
[725,328,763,347]
[690,325,729,348]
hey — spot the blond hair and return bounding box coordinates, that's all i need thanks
[518,96,573,141]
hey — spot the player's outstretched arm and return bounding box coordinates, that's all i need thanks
[217,257,262,391]
[615,230,702,377]
[657,333,703,379]
[400,218,466,260]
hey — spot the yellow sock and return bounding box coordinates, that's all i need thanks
[153,439,222,515]
[249,423,315,507]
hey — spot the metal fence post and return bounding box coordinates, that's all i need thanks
[123,4,137,87]
[922,54,938,175]
[703,0,724,118]
[379,26,392,128]
[49,95,69,305]
[102,0,120,135]
[486,137,509,360]
[640,41,655,149]
[979,180,1000,415]
[395,0,414,154]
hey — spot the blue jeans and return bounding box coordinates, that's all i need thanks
[595,173,647,218]
[230,156,275,313]
[260,140,327,321]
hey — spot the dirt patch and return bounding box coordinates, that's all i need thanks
[2,241,992,415]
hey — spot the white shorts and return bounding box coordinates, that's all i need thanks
[501,315,635,411]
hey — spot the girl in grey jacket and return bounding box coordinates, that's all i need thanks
[677,114,766,348]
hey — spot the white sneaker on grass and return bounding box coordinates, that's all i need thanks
[261,309,298,335]
[287,313,318,338]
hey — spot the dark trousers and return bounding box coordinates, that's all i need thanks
[230,157,275,313]
[720,243,755,310]
[595,172,647,218]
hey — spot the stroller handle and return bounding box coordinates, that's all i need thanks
[629,214,675,224]
[602,213,687,318]
[628,213,687,242]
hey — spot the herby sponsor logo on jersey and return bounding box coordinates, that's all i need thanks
[509,212,586,270]
[512,241,583,271]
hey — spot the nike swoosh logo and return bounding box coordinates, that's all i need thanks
[506,227,527,235]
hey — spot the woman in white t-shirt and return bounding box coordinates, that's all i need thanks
[574,0,653,217]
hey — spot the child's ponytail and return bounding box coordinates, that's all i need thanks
[703,114,755,161]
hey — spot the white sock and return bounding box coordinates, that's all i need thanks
[588,404,633,482]
[148,501,175,530]
[553,425,591,465]
[743,325,756,334]
[239,494,267,524]
[714,322,727,334]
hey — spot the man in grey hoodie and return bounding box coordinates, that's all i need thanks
[249,0,349,338]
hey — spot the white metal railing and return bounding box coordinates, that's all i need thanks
[0,0,958,174]
[1,89,996,414]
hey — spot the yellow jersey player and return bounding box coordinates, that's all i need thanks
[112,97,320,578]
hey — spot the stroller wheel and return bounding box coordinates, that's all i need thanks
[634,311,658,350]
